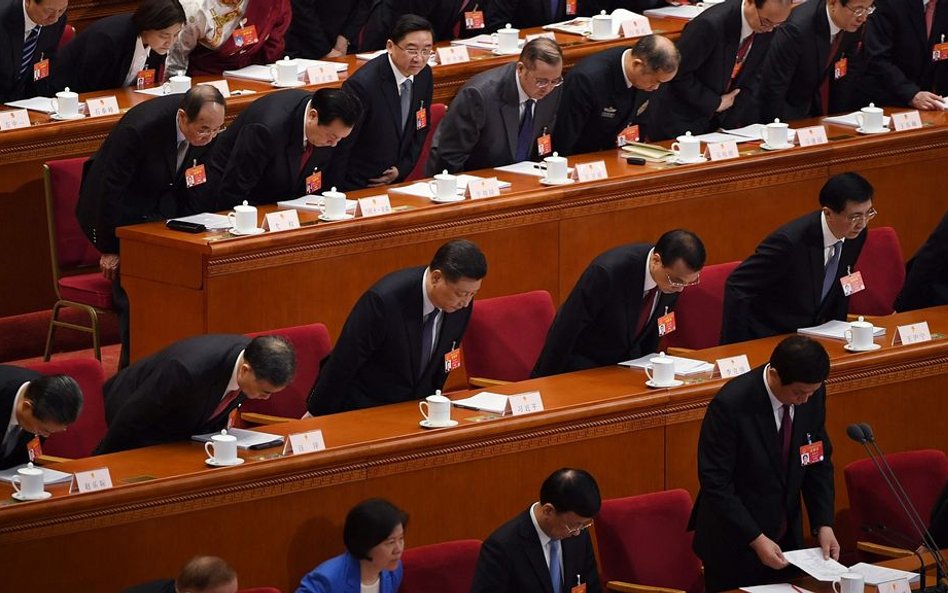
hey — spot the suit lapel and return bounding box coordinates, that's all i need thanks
[378,57,405,140]
[7,5,24,73]
[814,3,831,76]
[500,66,521,160]
[807,218,826,309]
[722,2,742,89]
[753,370,787,484]
[912,0,927,42]
[166,120,179,179]
[519,512,555,593]
[405,274,424,381]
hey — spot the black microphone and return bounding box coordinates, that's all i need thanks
[863,524,926,591]
[847,423,868,444]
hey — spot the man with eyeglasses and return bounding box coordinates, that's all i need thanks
[758,0,874,121]
[722,172,874,345]
[0,0,68,102]
[305,239,487,416]
[427,37,564,174]
[648,0,792,140]
[532,229,706,378]
[76,85,226,368]
[471,467,602,593]
[332,14,434,190]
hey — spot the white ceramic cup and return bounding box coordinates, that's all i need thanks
[50,87,79,117]
[270,56,298,86]
[832,573,865,593]
[761,118,790,146]
[204,432,238,463]
[419,394,452,425]
[845,316,875,350]
[544,152,568,183]
[855,103,885,132]
[321,187,347,219]
[10,463,44,498]
[591,11,612,38]
[494,24,520,53]
[671,131,702,161]
[228,200,257,233]
[428,170,457,200]
[167,75,192,94]
[645,353,676,385]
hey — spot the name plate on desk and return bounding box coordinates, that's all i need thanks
[715,354,751,378]
[707,140,739,161]
[287,430,326,455]
[796,125,828,147]
[466,177,500,199]
[71,468,113,493]
[86,96,120,118]
[0,109,30,131]
[358,195,392,217]
[509,391,544,416]
[204,80,231,98]
[307,65,339,84]
[437,46,470,65]
[892,110,923,131]
[264,209,300,232]
[894,321,932,345]
[621,17,652,38]
[575,160,608,182]
[879,579,912,593]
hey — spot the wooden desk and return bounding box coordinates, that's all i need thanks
[117,110,948,360]
[1,307,946,591]
[0,24,684,319]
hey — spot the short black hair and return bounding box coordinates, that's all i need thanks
[632,34,680,73]
[133,0,186,32]
[343,498,408,560]
[819,172,874,213]
[655,229,706,271]
[26,375,82,426]
[520,37,563,68]
[539,468,601,518]
[770,335,830,385]
[429,239,488,282]
[176,556,237,592]
[311,88,363,127]
[179,85,226,121]
[389,14,435,44]
[244,335,296,387]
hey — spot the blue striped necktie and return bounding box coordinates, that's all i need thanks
[20,26,41,78]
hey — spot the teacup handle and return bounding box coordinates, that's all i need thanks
[10,475,21,493]
[427,180,439,196]
[50,98,58,113]
[844,329,853,345]
[645,366,654,382]
[269,65,280,81]
[419,401,430,420]
[855,113,864,128]
[204,441,215,459]
[832,582,842,593]
[760,128,769,142]
[671,141,680,152]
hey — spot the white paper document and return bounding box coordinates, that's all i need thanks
[134,86,182,97]
[224,59,347,82]
[277,195,357,213]
[191,428,283,450]
[822,112,892,129]
[451,391,510,414]
[541,9,647,36]
[741,584,814,593]
[797,320,885,340]
[644,5,708,19]
[848,563,920,585]
[389,175,510,199]
[722,123,799,142]
[619,353,714,375]
[4,96,56,113]
[169,213,232,230]
[783,548,850,581]
[494,161,575,178]
[0,464,73,484]
[450,34,526,50]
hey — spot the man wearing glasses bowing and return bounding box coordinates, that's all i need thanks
[333,14,434,190]
[532,229,706,378]
[427,37,564,175]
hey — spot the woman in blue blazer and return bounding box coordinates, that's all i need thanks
[296,499,406,593]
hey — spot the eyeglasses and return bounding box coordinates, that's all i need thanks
[526,69,564,89]
[395,44,433,59]
[842,3,876,17]
[847,207,878,225]
[564,518,594,535]
[756,6,787,29]
[666,273,701,288]
[195,125,224,138]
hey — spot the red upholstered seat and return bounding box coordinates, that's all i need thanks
[58,274,114,309]
[664,261,740,350]
[849,227,905,316]
[462,290,556,383]
[400,539,481,593]
[238,588,282,593]
[58,24,75,49]
[595,489,704,593]
[406,103,447,182]
[20,358,107,459]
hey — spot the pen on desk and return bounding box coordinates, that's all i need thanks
[626,157,647,165]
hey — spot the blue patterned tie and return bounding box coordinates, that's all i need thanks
[550,0,560,18]
[821,241,842,301]
[20,26,40,77]
[549,539,562,593]
[515,99,535,161]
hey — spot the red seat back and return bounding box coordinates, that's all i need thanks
[58,24,76,49]
[664,261,740,350]
[406,103,447,181]
[242,323,332,419]
[19,358,107,459]
[400,539,481,593]
[238,588,281,593]
[463,290,556,382]
[595,489,704,593]
[849,227,905,316]
[45,158,97,271]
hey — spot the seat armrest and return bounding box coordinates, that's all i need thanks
[856,541,913,559]
[239,412,294,425]
[469,377,511,388]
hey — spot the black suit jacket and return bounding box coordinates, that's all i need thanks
[553,47,651,155]
[758,0,865,121]
[648,0,773,140]
[334,53,433,190]
[0,365,42,470]
[307,266,473,416]
[0,0,65,102]
[53,13,139,93]
[285,0,371,58]
[689,365,835,590]
[94,334,251,454]
[205,89,337,209]
[361,0,473,51]
[931,482,948,548]
[895,210,948,312]
[485,0,603,32]
[721,211,867,345]
[532,243,679,378]
[864,0,948,106]
[76,94,211,255]
[122,580,176,593]
[470,508,602,593]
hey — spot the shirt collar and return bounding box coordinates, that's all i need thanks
[22,1,39,34]
[225,351,245,395]
[388,53,414,89]
[302,99,312,149]
[621,49,634,88]
[826,4,842,37]
[422,267,437,317]
[529,502,554,548]
[643,247,658,294]
[762,364,785,413]
[821,210,845,247]
[740,8,754,44]
[7,382,29,434]
[514,69,530,105]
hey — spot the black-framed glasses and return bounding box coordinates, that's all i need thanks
[395,44,433,59]
[847,207,878,225]
[843,3,876,17]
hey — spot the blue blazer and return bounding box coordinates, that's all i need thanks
[296,552,403,593]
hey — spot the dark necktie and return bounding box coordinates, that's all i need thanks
[821,241,842,302]
[19,26,40,78]
[728,33,755,90]
[208,389,241,422]
[634,287,659,339]
[927,0,938,39]
[2,425,22,457]
[299,143,315,174]
[175,139,189,173]
[820,33,844,115]
[400,79,413,131]
[419,311,437,376]
[778,404,793,471]
[515,99,535,162]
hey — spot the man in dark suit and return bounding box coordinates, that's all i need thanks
[0,365,82,470]
[648,0,792,141]
[76,85,226,369]
[485,0,602,32]
[721,172,874,344]
[0,0,67,102]
[690,336,839,592]
[471,467,602,593]
[123,556,238,593]
[895,210,948,312]
[864,0,948,110]
[361,0,479,51]
[427,38,563,175]
[758,0,871,121]
[285,0,370,58]
[306,239,487,416]
[94,334,296,454]
[532,229,706,378]
[333,14,434,190]
[553,35,678,156]
[204,87,362,210]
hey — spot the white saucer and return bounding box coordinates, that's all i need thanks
[668,156,707,165]
[12,491,52,501]
[587,33,621,41]
[318,213,355,221]
[844,342,882,352]
[205,457,245,467]
[271,80,306,88]
[420,419,459,429]
[760,142,794,151]
[430,195,466,203]
[856,126,890,135]
[229,227,265,236]
[539,177,575,186]
[492,48,521,56]
[50,112,86,121]
[645,379,684,388]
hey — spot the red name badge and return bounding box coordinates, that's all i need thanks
[572,585,587,593]
[33,58,49,81]
[566,0,577,15]
[306,170,323,194]
[731,61,744,80]
[934,42,948,61]
[616,124,640,147]
[26,436,42,462]
[185,163,207,188]
[465,10,485,29]
[416,105,428,130]
[536,133,552,157]
[840,270,865,297]
[657,311,676,337]
[233,25,259,47]
[136,68,156,89]
[444,348,462,372]
[800,441,825,466]
[834,57,848,79]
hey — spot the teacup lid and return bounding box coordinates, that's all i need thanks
[868,103,875,108]
[242,200,248,207]
[600,9,607,14]
[658,351,666,357]
[442,170,449,175]
[684,131,692,137]
[505,23,512,29]
[773,118,781,124]
[858,316,865,322]
[26,462,34,469]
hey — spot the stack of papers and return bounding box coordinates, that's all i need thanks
[798,320,885,340]
[541,9,646,37]
[621,142,675,162]
[223,59,347,82]
[277,195,357,214]
[643,5,708,19]
[169,213,232,230]
[5,96,56,114]
[823,112,893,128]
[848,563,920,585]
[452,391,510,414]
[494,161,575,178]
[389,175,511,199]
[784,548,919,583]
[0,464,73,484]
[357,50,438,67]
[692,125,799,144]
[619,353,714,375]
[450,34,526,51]
[191,428,284,450]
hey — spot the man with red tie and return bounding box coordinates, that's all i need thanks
[94,334,295,454]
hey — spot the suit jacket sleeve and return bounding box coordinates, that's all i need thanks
[801,392,835,529]
[87,126,150,254]
[485,0,516,34]
[287,0,334,58]
[430,83,486,173]
[166,10,207,77]
[721,230,793,344]
[865,3,920,105]
[54,27,126,93]
[470,533,515,593]
[757,23,803,122]
[674,19,725,117]
[212,122,275,209]
[553,70,597,156]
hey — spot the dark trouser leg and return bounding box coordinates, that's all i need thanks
[113,271,130,369]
